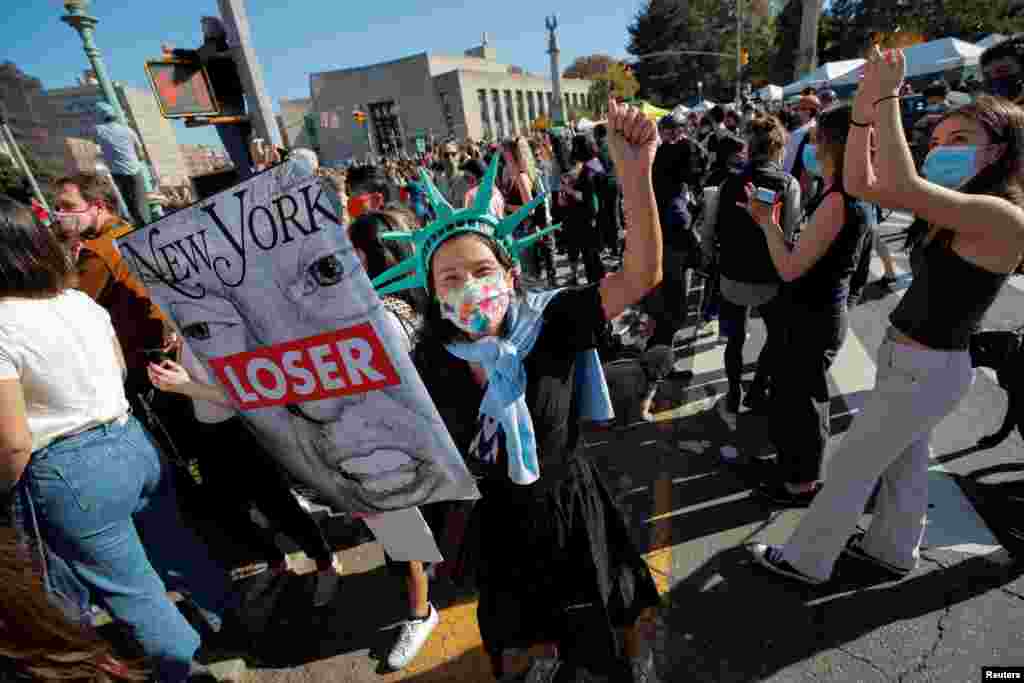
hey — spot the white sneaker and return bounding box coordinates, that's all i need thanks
[386,603,439,670]
[631,652,661,683]
[523,657,562,683]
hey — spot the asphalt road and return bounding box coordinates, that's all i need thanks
[192,211,1024,682]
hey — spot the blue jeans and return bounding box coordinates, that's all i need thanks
[26,417,232,683]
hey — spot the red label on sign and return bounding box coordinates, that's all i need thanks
[208,322,401,410]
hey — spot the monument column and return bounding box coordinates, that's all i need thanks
[546,15,564,125]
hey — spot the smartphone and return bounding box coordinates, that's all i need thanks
[142,348,172,364]
[754,187,777,204]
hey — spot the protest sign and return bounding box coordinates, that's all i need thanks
[117,158,480,521]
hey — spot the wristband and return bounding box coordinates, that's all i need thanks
[873,95,900,107]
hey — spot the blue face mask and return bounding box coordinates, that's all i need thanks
[802,143,821,177]
[922,145,978,189]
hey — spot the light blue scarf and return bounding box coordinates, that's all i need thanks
[446,289,614,485]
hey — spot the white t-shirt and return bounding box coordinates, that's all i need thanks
[0,290,130,452]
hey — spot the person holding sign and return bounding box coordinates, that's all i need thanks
[370,99,663,682]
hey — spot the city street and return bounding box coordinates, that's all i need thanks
[189,212,1024,682]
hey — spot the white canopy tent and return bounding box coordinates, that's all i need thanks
[977,34,1008,50]
[690,100,717,113]
[832,38,986,87]
[756,84,784,101]
[782,60,864,96]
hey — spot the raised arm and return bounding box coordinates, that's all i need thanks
[747,188,845,282]
[599,99,663,321]
[855,47,1024,242]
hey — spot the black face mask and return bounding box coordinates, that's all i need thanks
[986,75,1023,100]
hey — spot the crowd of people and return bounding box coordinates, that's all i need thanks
[2,32,1024,683]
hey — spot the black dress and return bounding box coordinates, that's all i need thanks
[413,285,660,673]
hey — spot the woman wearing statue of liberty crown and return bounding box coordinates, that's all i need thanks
[371,100,664,682]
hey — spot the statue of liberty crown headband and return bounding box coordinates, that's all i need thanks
[369,155,562,296]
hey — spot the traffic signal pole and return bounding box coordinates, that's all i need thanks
[61,0,162,223]
[217,0,281,147]
[736,0,743,103]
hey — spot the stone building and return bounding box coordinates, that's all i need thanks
[0,62,65,164]
[180,143,232,177]
[310,39,593,165]
[278,97,313,150]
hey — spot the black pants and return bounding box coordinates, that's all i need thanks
[719,293,785,393]
[567,217,606,285]
[849,231,875,299]
[598,186,622,254]
[647,247,692,348]
[197,417,333,568]
[771,303,848,484]
[111,172,144,226]
[537,232,557,282]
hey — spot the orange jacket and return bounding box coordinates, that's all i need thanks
[76,219,168,370]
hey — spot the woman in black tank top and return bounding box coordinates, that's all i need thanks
[750,48,1024,587]
[739,105,872,506]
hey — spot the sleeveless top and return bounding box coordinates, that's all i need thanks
[891,230,1009,350]
[789,184,872,309]
[507,172,547,235]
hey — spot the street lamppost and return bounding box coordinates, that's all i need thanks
[61,0,162,223]
[698,81,703,102]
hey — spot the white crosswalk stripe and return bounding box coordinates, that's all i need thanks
[546,210,1009,558]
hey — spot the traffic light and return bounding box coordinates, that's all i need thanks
[353,110,367,125]
[740,49,750,67]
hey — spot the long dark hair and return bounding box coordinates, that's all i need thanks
[815,105,853,193]
[0,196,77,299]
[905,95,1024,253]
[570,135,597,165]
[348,209,426,310]
[0,528,146,681]
[417,232,522,348]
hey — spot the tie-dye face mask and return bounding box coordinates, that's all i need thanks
[440,272,512,336]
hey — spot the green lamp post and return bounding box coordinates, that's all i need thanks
[61,0,162,223]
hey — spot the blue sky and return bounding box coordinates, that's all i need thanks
[3,1,640,150]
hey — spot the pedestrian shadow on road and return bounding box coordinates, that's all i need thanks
[236,564,410,669]
[658,544,1024,682]
[584,411,774,558]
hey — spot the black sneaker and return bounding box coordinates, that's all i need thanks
[742,388,770,412]
[876,274,898,289]
[757,481,821,507]
[750,543,825,585]
[841,532,911,580]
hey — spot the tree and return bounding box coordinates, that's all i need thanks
[588,63,641,115]
[627,0,692,105]
[0,152,62,205]
[563,54,618,80]
[769,0,803,84]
